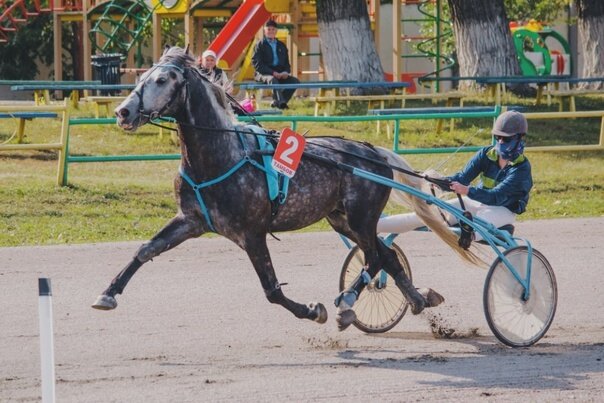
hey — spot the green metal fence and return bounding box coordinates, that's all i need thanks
[61,107,503,185]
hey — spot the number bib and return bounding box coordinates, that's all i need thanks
[271,128,306,178]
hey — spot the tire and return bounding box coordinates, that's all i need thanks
[339,243,412,333]
[483,246,557,347]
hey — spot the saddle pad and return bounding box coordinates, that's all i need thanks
[245,125,289,203]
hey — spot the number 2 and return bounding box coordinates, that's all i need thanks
[280,136,299,165]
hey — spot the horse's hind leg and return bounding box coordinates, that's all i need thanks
[375,240,444,310]
[244,235,327,324]
[329,213,438,330]
[92,215,203,310]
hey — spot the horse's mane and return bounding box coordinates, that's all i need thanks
[160,46,196,69]
[160,46,237,123]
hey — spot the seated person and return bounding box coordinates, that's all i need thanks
[197,49,232,93]
[378,111,533,242]
[251,19,300,109]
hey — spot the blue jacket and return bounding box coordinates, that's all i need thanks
[446,146,533,214]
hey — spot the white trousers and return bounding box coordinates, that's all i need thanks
[377,197,516,242]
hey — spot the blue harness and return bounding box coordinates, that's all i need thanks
[179,125,290,232]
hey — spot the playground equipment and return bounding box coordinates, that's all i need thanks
[207,0,291,67]
[88,0,160,57]
[393,0,454,93]
[0,0,55,43]
[511,20,572,77]
[3,1,441,90]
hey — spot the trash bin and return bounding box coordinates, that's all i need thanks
[91,53,123,95]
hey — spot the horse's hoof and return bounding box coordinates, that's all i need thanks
[409,297,426,315]
[336,309,356,331]
[309,302,328,324]
[418,288,445,308]
[91,295,117,310]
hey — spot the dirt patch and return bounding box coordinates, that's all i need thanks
[303,336,349,350]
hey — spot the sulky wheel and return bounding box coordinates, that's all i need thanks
[339,243,412,333]
[483,246,557,347]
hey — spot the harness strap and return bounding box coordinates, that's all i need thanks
[179,129,277,232]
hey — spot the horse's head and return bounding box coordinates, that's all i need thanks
[115,46,193,132]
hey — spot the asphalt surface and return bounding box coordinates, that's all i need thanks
[1,217,603,402]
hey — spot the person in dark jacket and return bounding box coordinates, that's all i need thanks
[377,111,533,241]
[251,19,299,109]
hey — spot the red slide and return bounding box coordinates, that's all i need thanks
[208,0,271,68]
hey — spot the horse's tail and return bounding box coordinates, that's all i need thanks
[376,147,485,268]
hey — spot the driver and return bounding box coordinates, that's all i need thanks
[377,111,533,242]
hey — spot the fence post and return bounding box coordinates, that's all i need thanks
[57,99,70,186]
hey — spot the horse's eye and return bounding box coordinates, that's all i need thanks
[169,71,177,80]
[156,76,167,85]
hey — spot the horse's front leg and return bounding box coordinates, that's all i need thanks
[245,236,327,324]
[92,214,203,310]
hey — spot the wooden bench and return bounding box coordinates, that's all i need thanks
[0,111,59,143]
[11,84,136,107]
[369,105,524,134]
[545,88,604,112]
[0,80,102,105]
[470,76,604,109]
[419,75,574,106]
[311,91,466,116]
[82,96,127,118]
[239,81,411,113]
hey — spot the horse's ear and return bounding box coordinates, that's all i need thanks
[163,44,170,55]
[184,44,190,55]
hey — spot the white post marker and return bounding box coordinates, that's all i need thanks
[38,278,56,403]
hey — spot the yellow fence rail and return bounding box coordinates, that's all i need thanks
[1,103,602,186]
[0,100,70,185]
[524,110,604,152]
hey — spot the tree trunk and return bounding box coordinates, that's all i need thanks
[447,0,520,85]
[576,0,604,89]
[316,0,385,94]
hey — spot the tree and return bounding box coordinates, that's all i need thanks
[504,0,568,24]
[316,0,384,93]
[576,0,604,89]
[447,0,520,79]
[0,15,54,79]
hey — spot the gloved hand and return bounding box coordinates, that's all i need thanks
[423,169,452,192]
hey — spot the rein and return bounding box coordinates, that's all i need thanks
[135,62,455,200]
[136,62,450,189]
[150,114,452,190]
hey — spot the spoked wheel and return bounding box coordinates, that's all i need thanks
[339,244,412,333]
[483,246,557,347]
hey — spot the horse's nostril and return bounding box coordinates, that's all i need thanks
[117,108,130,118]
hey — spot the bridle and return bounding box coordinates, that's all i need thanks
[132,63,189,123]
[131,61,263,133]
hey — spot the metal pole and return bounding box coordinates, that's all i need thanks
[435,0,441,93]
[38,278,56,403]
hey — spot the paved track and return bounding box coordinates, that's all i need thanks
[1,217,603,402]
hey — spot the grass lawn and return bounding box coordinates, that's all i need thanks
[1,94,603,246]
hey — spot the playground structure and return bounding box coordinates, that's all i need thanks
[510,19,572,77]
[391,0,454,93]
[1,0,455,89]
[0,0,327,83]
